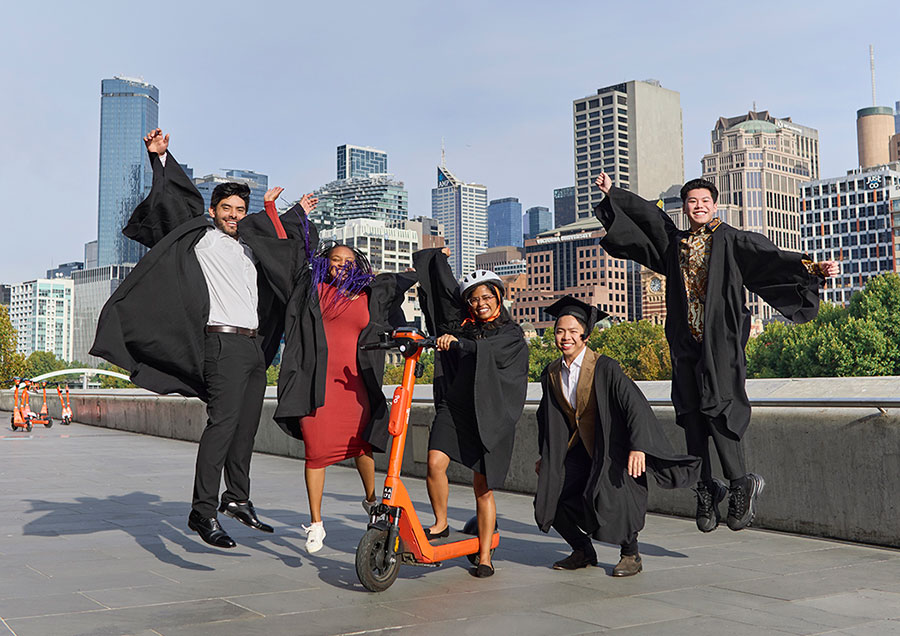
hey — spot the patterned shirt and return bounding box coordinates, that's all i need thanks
[679,219,826,343]
[678,218,719,342]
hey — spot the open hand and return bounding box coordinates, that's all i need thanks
[627,450,646,478]
[819,261,840,277]
[144,128,169,155]
[264,187,284,203]
[595,172,612,194]
[298,193,318,214]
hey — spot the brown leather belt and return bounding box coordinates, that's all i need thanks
[205,325,258,337]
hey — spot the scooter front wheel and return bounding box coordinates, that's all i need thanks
[356,527,401,592]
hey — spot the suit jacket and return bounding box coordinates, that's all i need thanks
[546,350,599,458]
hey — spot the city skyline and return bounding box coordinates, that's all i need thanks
[2,2,898,283]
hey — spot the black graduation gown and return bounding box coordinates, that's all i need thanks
[89,151,305,401]
[595,186,824,438]
[273,268,417,455]
[534,354,700,546]
[414,248,530,489]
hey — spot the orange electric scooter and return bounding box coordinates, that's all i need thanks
[355,328,499,592]
[32,381,53,428]
[10,378,32,432]
[57,384,72,425]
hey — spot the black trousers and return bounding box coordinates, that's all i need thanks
[681,410,746,484]
[192,332,267,518]
[552,443,638,557]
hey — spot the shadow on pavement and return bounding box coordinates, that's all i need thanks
[20,492,316,571]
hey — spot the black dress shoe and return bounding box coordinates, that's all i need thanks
[188,511,236,548]
[424,525,450,540]
[219,500,274,533]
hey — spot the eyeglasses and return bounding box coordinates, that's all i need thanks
[467,294,497,307]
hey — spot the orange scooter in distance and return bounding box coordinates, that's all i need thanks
[355,328,499,592]
[57,384,72,425]
[10,378,32,432]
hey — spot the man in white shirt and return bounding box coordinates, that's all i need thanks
[92,128,317,549]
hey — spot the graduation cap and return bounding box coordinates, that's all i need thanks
[545,296,609,337]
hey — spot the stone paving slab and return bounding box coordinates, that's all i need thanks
[2,416,900,636]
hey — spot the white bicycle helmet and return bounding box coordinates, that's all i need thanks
[458,269,504,299]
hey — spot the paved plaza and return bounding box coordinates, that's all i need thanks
[2,416,900,636]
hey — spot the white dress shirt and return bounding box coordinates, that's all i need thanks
[559,346,587,409]
[157,151,259,329]
[194,225,259,330]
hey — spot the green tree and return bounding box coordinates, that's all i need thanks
[383,350,435,385]
[746,274,900,378]
[25,350,68,379]
[0,305,26,386]
[527,328,559,381]
[266,364,280,386]
[97,362,137,388]
[588,320,671,380]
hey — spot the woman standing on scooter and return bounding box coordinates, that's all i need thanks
[274,239,416,554]
[413,248,529,578]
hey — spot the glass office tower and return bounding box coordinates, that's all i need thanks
[97,77,159,267]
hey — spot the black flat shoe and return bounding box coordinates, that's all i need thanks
[470,563,494,578]
[219,500,274,533]
[424,526,450,540]
[188,511,236,548]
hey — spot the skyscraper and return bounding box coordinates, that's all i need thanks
[194,169,268,213]
[337,144,388,179]
[431,165,488,277]
[524,206,553,240]
[800,165,900,306]
[553,186,576,227]
[72,264,134,365]
[97,77,159,267]
[701,111,818,321]
[487,197,523,248]
[9,279,74,360]
[312,176,408,228]
[572,79,684,219]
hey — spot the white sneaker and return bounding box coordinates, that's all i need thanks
[303,521,326,554]
[362,498,377,515]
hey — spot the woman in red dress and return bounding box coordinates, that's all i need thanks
[295,243,416,553]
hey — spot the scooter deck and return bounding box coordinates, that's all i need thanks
[428,529,498,546]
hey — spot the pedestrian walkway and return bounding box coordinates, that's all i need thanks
[2,417,900,635]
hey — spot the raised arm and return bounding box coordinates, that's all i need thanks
[123,129,205,248]
[594,174,676,274]
[412,247,463,336]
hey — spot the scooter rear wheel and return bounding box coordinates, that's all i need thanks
[356,527,401,592]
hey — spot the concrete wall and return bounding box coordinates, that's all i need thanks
[3,378,899,548]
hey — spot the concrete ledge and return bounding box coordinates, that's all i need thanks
[3,378,899,548]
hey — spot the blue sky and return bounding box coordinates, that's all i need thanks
[1,0,898,283]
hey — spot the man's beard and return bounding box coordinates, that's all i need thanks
[214,215,239,238]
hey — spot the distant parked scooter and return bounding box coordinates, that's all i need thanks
[354,328,499,592]
[32,381,53,428]
[57,384,72,425]
[10,378,32,432]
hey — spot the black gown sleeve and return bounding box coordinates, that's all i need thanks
[594,186,676,274]
[604,358,700,489]
[124,152,205,248]
[732,231,823,324]
[412,248,463,335]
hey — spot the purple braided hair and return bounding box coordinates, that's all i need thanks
[310,242,376,313]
